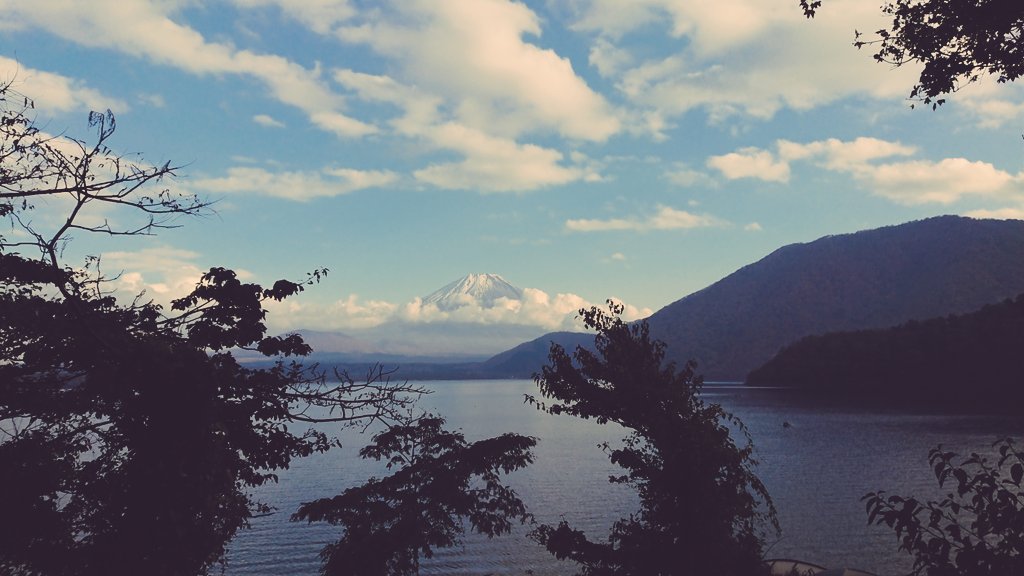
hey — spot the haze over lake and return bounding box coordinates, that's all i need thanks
[225,380,1024,576]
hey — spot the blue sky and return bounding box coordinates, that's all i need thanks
[3,0,1024,342]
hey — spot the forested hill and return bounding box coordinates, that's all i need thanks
[476,331,596,378]
[745,294,1024,405]
[645,216,1024,380]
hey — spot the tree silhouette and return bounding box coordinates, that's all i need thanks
[801,0,1024,108]
[293,413,536,576]
[0,81,422,575]
[528,302,777,576]
[865,438,1024,575]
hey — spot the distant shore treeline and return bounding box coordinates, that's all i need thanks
[747,293,1024,406]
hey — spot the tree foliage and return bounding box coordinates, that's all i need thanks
[864,438,1024,575]
[801,0,1024,108]
[292,413,536,576]
[528,302,777,576]
[0,81,421,575]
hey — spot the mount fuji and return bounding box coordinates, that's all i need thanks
[422,273,523,310]
[290,273,568,362]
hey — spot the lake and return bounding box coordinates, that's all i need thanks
[224,380,1024,576]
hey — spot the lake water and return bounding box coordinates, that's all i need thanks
[223,380,1024,576]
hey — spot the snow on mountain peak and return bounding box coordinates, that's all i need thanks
[422,273,524,311]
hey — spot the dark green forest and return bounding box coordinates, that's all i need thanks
[747,293,1024,406]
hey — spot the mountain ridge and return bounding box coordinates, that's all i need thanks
[646,215,1024,379]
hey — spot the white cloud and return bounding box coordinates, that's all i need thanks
[332,68,444,137]
[588,37,633,77]
[776,137,916,170]
[788,138,1024,205]
[711,137,1024,205]
[866,158,1024,205]
[566,205,724,232]
[413,123,584,192]
[744,222,763,231]
[3,1,375,138]
[101,246,208,309]
[308,110,376,138]
[253,113,285,128]
[571,0,918,125]
[232,0,356,35]
[333,69,424,107]
[570,1,663,39]
[264,286,650,334]
[335,0,620,142]
[266,293,399,331]
[664,164,716,187]
[334,69,597,192]
[574,0,785,54]
[964,207,1024,220]
[398,289,650,330]
[191,165,398,201]
[138,92,166,108]
[949,76,1024,129]
[329,4,622,193]
[707,147,790,182]
[965,98,1024,129]
[0,56,127,114]
[610,252,627,261]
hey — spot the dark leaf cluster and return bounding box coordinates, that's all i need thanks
[801,0,1024,108]
[0,82,423,575]
[1,261,327,575]
[0,251,424,575]
[864,438,1024,575]
[168,266,324,355]
[292,414,536,576]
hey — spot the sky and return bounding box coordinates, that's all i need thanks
[3,0,1024,348]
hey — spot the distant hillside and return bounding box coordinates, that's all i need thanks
[476,331,595,378]
[646,216,1024,380]
[746,294,1024,406]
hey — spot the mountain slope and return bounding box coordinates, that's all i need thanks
[478,331,596,378]
[646,216,1024,380]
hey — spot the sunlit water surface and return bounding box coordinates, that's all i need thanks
[224,380,1024,576]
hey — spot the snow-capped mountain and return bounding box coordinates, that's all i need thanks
[272,273,596,360]
[422,273,524,311]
